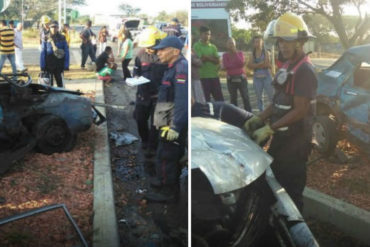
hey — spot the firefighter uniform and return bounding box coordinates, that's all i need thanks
[133,49,167,152]
[154,55,188,186]
[268,55,317,210]
[244,12,318,211]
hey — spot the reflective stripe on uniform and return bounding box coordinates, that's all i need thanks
[277,127,289,131]
[208,102,214,116]
[275,103,292,110]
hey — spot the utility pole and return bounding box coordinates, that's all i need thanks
[58,0,62,26]
[21,0,24,26]
[63,0,66,24]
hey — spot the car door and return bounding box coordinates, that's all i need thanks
[339,59,370,146]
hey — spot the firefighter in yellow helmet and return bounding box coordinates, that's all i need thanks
[133,26,168,158]
[39,15,51,44]
[244,12,317,211]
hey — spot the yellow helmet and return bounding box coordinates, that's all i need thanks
[138,26,167,48]
[273,12,315,41]
[41,15,51,25]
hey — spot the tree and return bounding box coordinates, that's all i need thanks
[154,10,188,26]
[227,0,370,48]
[1,0,85,26]
[119,4,140,17]
[231,25,255,51]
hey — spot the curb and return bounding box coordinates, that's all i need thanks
[303,187,370,244]
[92,80,120,247]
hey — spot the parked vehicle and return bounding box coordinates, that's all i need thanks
[0,73,104,174]
[110,18,142,42]
[313,44,370,155]
[191,0,231,52]
[192,117,319,247]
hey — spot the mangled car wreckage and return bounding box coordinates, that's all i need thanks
[313,44,370,155]
[191,117,319,247]
[0,73,104,174]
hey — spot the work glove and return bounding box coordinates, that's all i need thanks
[160,126,179,141]
[252,124,274,145]
[243,116,264,136]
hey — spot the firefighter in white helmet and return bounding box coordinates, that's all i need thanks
[244,12,317,211]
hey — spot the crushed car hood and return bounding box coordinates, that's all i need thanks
[191,117,273,194]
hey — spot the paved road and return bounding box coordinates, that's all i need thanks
[22,41,139,67]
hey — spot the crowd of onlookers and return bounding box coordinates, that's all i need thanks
[192,25,281,112]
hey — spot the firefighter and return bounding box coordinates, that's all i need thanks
[145,36,188,203]
[133,26,167,157]
[244,12,317,211]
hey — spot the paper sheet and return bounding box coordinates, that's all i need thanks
[125,76,151,86]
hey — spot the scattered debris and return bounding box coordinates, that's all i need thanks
[136,189,148,194]
[109,131,139,147]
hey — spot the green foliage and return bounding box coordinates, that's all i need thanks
[231,25,256,51]
[1,0,86,26]
[119,4,141,17]
[154,10,188,26]
[226,0,370,48]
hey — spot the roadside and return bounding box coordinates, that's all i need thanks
[219,73,370,246]
[104,67,188,247]
[0,80,97,246]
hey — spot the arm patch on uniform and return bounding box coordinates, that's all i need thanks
[176,74,186,84]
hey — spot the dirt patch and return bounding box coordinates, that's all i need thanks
[0,127,95,246]
[307,139,370,211]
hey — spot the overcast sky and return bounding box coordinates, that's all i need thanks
[78,0,189,16]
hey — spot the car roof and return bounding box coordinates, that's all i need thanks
[346,44,370,63]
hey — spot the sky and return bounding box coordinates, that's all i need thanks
[77,0,189,16]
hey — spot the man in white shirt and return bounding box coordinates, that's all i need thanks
[14,23,26,72]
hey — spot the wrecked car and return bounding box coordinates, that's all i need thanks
[0,73,104,174]
[313,44,370,155]
[191,117,318,247]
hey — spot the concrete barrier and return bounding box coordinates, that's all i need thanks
[92,80,119,247]
[303,187,370,245]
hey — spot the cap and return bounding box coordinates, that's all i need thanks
[50,21,59,28]
[153,36,183,50]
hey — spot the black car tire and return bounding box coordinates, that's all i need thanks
[192,169,269,247]
[228,178,270,247]
[33,115,73,155]
[312,115,338,156]
[64,133,77,152]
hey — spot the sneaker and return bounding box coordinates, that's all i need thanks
[80,66,86,70]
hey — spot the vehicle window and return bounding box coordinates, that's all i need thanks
[353,62,370,90]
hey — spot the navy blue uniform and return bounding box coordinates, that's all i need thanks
[154,55,188,185]
[133,48,167,151]
[269,55,317,211]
